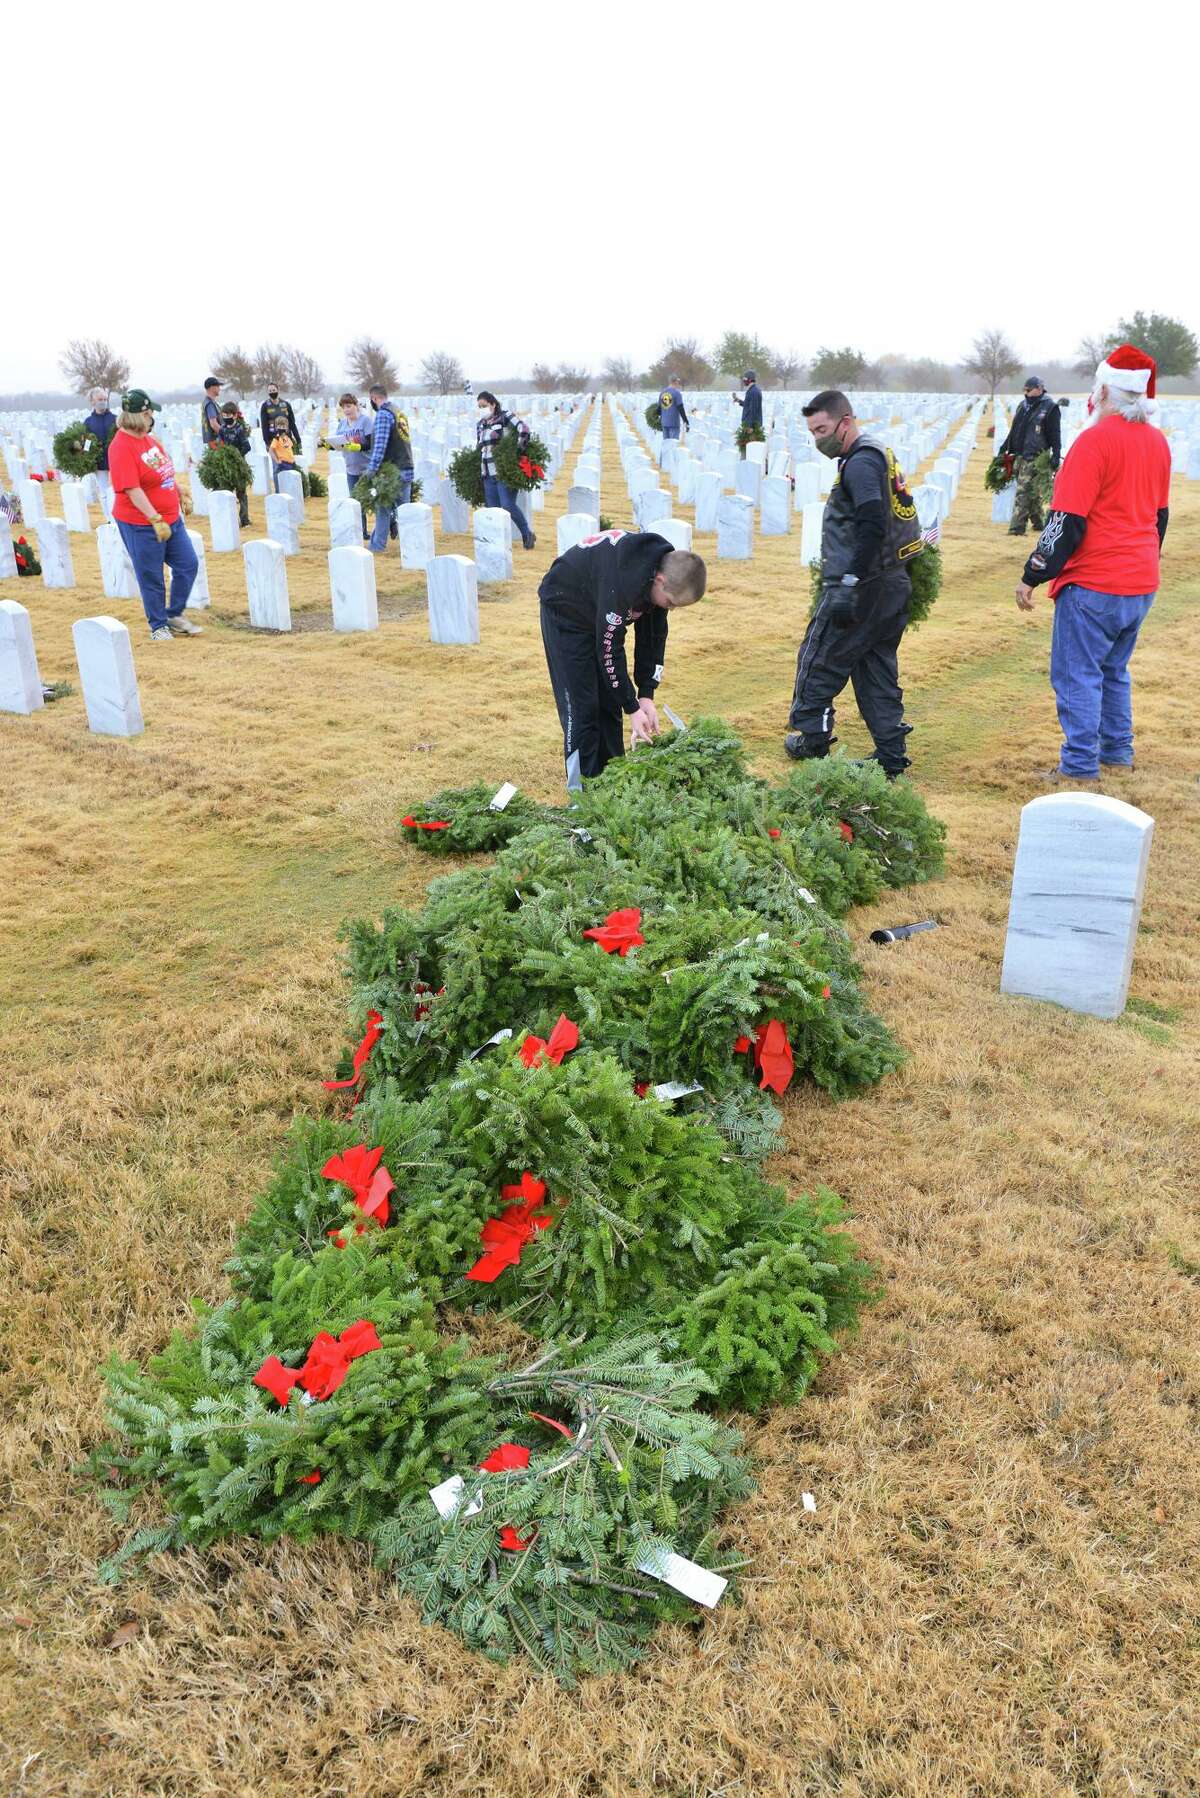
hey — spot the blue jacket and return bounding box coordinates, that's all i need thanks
[736,383,763,431]
[83,409,118,470]
[658,385,688,431]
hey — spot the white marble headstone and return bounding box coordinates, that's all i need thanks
[473,508,513,584]
[760,476,790,536]
[1001,792,1154,1019]
[329,545,379,632]
[427,554,479,645]
[0,531,17,580]
[793,464,821,508]
[717,493,754,560]
[397,501,435,570]
[72,615,144,736]
[556,512,599,555]
[208,490,240,552]
[189,470,210,517]
[800,501,824,566]
[735,458,762,502]
[0,599,44,712]
[326,460,349,501]
[19,479,46,526]
[61,482,92,533]
[329,497,364,548]
[649,516,693,553]
[277,468,305,521]
[437,479,471,535]
[250,451,272,497]
[97,522,139,599]
[264,492,299,555]
[635,487,672,529]
[185,529,210,607]
[37,518,76,589]
[243,538,292,631]
[567,485,599,519]
[694,470,722,532]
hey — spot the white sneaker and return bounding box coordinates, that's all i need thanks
[149,626,174,641]
[168,615,203,636]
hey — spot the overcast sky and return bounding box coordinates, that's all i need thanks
[9,0,1192,392]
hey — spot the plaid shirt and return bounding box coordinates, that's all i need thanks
[476,406,529,478]
[366,402,412,474]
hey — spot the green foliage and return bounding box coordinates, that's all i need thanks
[13,535,41,576]
[302,468,327,499]
[352,462,412,515]
[52,421,103,479]
[197,444,252,494]
[493,431,550,492]
[984,453,1014,492]
[774,754,946,888]
[1107,311,1198,379]
[807,547,942,631]
[448,444,486,508]
[736,422,766,452]
[645,402,663,432]
[809,346,868,388]
[400,781,558,855]
[713,331,776,382]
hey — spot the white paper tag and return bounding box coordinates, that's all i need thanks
[662,704,687,732]
[634,1547,727,1608]
[489,782,518,812]
[802,1491,817,1513]
[570,826,594,845]
[429,1475,483,1520]
[653,663,664,683]
[468,1027,513,1060]
[652,1079,704,1102]
[797,887,817,905]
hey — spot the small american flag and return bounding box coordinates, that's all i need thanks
[921,521,941,547]
[0,491,22,527]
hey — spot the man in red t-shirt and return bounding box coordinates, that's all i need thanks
[1013,344,1170,780]
[109,388,201,639]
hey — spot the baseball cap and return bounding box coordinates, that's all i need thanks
[743,370,756,381]
[121,388,159,413]
[204,375,223,390]
[1023,374,1043,389]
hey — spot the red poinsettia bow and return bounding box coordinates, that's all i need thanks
[582,907,644,956]
[323,1010,383,1091]
[734,1018,795,1094]
[322,1143,394,1231]
[401,815,451,831]
[838,820,855,843]
[466,1173,553,1283]
[518,455,544,480]
[478,1443,536,1551]
[253,1318,381,1406]
[518,1014,579,1068]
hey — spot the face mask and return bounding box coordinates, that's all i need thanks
[370,398,379,411]
[814,428,843,458]
[268,390,279,401]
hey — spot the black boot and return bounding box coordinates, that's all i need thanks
[785,732,836,762]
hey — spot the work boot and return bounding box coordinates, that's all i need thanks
[785,732,834,762]
[851,750,912,781]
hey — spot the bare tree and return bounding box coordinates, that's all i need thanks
[601,356,635,387]
[646,338,715,388]
[59,338,130,397]
[210,345,257,395]
[1073,334,1108,379]
[555,363,590,391]
[420,350,465,395]
[252,343,292,390]
[531,362,559,393]
[772,349,806,389]
[346,336,400,391]
[963,328,1021,401]
[284,347,325,397]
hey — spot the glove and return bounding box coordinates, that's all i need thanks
[827,593,856,629]
[151,518,172,543]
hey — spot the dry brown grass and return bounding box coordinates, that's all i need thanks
[2,407,1199,1798]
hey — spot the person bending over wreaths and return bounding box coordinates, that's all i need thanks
[538,528,707,784]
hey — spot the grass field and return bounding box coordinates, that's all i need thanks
[2,404,1199,1797]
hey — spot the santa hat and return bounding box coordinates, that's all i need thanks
[1096,343,1157,397]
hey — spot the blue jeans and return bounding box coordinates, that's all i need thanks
[483,473,533,548]
[369,470,412,552]
[1049,583,1154,775]
[117,516,198,631]
[661,426,680,440]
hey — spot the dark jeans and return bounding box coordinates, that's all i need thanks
[661,427,680,440]
[790,575,911,769]
[540,601,625,787]
[117,516,199,631]
[368,469,413,552]
[483,473,533,549]
[1049,584,1154,775]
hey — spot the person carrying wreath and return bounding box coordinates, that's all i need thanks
[217,402,253,528]
[107,387,201,641]
[82,388,118,472]
[476,390,536,551]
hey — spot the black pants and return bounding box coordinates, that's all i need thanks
[540,602,625,785]
[790,575,911,768]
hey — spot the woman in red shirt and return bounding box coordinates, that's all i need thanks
[108,388,202,641]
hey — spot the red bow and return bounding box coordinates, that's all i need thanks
[518,1014,579,1068]
[253,1318,381,1406]
[838,821,854,843]
[401,815,451,831]
[518,455,544,480]
[323,1010,383,1091]
[321,1143,394,1227]
[466,1173,552,1282]
[582,906,644,956]
[29,472,44,482]
[299,1471,322,1484]
[768,828,781,838]
[478,1443,536,1551]
[822,984,831,999]
[735,1018,795,1094]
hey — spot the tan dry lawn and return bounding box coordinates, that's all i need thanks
[2,406,1199,1798]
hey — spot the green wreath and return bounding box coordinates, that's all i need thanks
[645,402,663,432]
[736,422,766,454]
[52,421,104,479]
[493,430,550,492]
[448,445,486,508]
[984,453,1014,492]
[302,468,328,500]
[13,534,41,576]
[808,543,942,631]
[197,444,252,495]
[352,465,424,516]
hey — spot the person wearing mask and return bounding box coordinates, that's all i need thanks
[785,389,923,778]
[107,387,201,641]
[476,390,535,551]
[81,388,118,474]
[217,401,253,527]
[200,376,224,447]
[260,384,302,490]
[1014,343,1170,782]
[363,383,414,554]
[322,394,375,539]
[998,375,1062,536]
[731,370,763,448]
[657,376,689,441]
[538,527,707,784]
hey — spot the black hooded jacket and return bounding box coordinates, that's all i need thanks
[538,529,672,714]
